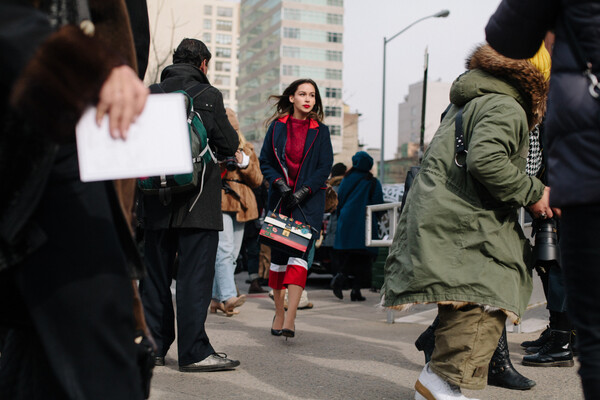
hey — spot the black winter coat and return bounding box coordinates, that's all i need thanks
[259,115,333,233]
[139,63,239,230]
[486,0,600,207]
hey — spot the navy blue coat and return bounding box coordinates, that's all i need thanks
[334,152,383,254]
[259,115,333,233]
[486,0,600,207]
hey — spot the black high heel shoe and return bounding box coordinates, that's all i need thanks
[350,289,366,302]
[282,325,295,340]
[271,316,282,336]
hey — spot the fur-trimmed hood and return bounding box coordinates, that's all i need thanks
[450,44,548,130]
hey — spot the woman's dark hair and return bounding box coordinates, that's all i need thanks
[173,38,211,69]
[266,78,324,126]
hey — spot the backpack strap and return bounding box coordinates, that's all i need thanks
[184,83,212,100]
[453,107,466,168]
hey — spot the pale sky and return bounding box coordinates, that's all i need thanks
[343,0,502,159]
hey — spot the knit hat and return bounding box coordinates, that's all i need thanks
[351,151,374,172]
[331,162,347,177]
[528,43,551,81]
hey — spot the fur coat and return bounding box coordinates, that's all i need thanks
[382,44,548,323]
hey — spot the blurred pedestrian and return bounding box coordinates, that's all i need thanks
[486,2,600,397]
[259,78,333,339]
[332,152,383,301]
[383,43,551,399]
[210,108,263,315]
[320,162,346,285]
[244,179,269,293]
[138,38,240,372]
[0,0,151,398]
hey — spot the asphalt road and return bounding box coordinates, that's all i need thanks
[148,272,582,400]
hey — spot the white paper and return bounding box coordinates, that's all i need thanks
[76,93,192,182]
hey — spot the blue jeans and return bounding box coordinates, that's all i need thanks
[212,213,245,302]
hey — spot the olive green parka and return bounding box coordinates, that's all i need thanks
[382,45,547,322]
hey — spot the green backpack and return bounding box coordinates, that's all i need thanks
[138,83,217,210]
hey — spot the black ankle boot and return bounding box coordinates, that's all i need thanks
[415,317,439,363]
[488,328,536,390]
[521,325,551,353]
[350,289,365,301]
[331,273,345,299]
[522,329,574,367]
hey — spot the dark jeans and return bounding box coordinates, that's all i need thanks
[140,228,217,366]
[561,204,600,399]
[244,235,260,280]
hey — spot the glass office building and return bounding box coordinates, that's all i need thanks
[238,0,344,150]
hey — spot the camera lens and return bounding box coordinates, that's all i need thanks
[533,218,560,265]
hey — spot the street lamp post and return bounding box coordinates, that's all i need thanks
[379,9,449,182]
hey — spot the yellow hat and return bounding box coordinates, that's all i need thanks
[528,43,551,81]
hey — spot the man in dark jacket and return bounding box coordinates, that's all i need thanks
[138,38,240,372]
[486,2,600,398]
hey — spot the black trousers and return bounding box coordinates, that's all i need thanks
[561,204,600,399]
[0,146,142,399]
[140,228,217,365]
[338,251,374,290]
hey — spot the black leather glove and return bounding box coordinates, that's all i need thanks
[273,179,292,200]
[286,185,311,209]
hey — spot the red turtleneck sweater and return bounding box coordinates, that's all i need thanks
[285,116,309,186]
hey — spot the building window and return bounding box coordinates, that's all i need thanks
[204,5,212,15]
[282,46,301,58]
[215,47,232,58]
[327,0,343,5]
[325,106,342,117]
[326,50,342,62]
[215,34,232,45]
[325,87,342,99]
[325,69,342,80]
[326,13,343,25]
[221,89,230,100]
[327,32,343,43]
[283,27,300,39]
[284,8,301,20]
[203,19,212,30]
[282,65,300,76]
[202,32,211,43]
[330,125,341,135]
[215,61,232,72]
[217,7,233,17]
[217,20,232,31]
[214,75,231,86]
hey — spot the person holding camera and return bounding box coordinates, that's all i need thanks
[382,43,552,399]
[210,108,263,316]
[259,78,333,339]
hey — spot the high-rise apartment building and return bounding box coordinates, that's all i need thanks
[146,0,240,110]
[395,80,451,158]
[237,0,344,151]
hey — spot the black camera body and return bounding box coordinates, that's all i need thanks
[217,154,238,171]
[532,218,560,273]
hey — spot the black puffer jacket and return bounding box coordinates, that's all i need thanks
[139,63,239,230]
[486,0,600,207]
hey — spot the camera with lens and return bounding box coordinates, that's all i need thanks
[217,154,238,171]
[532,217,560,273]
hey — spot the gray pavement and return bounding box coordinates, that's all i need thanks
[149,274,583,400]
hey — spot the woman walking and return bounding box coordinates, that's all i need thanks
[332,151,383,301]
[259,78,333,338]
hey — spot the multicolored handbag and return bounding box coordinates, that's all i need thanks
[259,210,313,258]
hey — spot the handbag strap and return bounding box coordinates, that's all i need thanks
[561,12,600,98]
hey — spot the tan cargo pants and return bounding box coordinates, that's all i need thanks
[429,304,506,390]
